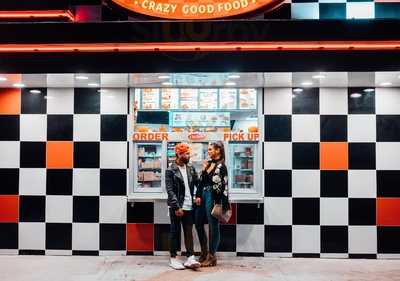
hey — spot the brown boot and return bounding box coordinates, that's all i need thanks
[198,251,208,264]
[202,253,217,267]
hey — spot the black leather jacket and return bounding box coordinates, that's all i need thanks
[166,162,199,211]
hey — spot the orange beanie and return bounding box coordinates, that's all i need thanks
[175,143,190,155]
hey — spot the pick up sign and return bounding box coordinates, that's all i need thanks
[112,0,284,19]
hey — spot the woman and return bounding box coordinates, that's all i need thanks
[195,141,230,267]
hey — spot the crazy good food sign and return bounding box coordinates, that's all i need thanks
[111,0,284,19]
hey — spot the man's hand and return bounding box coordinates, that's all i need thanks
[175,208,184,217]
[195,197,201,206]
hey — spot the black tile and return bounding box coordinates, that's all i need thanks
[292,143,320,170]
[293,198,320,225]
[348,88,375,114]
[265,225,292,253]
[46,223,72,250]
[0,115,19,140]
[292,88,319,114]
[101,115,127,141]
[265,170,292,197]
[218,225,236,252]
[74,142,100,168]
[237,203,264,224]
[376,3,400,19]
[100,224,126,251]
[19,250,45,255]
[264,115,291,142]
[349,198,376,225]
[0,223,18,249]
[321,226,348,253]
[19,195,46,222]
[377,171,400,197]
[349,143,376,170]
[127,202,154,223]
[72,250,99,256]
[21,88,47,114]
[73,196,99,223]
[377,115,400,142]
[0,169,19,195]
[100,169,127,196]
[378,227,400,254]
[293,253,320,258]
[349,254,377,259]
[47,115,73,141]
[74,88,100,114]
[319,3,346,19]
[46,169,72,195]
[264,3,291,19]
[320,171,348,197]
[20,142,46,168]
[154,224,170,252]
[320,115,347,142]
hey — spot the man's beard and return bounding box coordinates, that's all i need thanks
[181,158,189,164]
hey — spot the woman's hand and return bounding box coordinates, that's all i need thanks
[202,160,209,172]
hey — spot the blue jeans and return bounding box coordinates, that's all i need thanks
[195,188,220,255]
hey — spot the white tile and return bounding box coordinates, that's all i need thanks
[376,88,400,114]
[73,169,100,196]
[348,170,376,198]
[263,88,292,115]
[236,225,264,253]
[348,115,376,142]
[19,168,46,195]
[292,3,319,19]
[45,250,72,256]
[263,142,292,170]
[0,250,18,255]
[100,196,127,223]
[19,223,45,250]
[72,223,100,251]
[0,142,19,168]
[99,251,126,256]
[292,226,320,253]
[320,198,348,225]
[320,88,348,115]
[154,201,170,224]
[292,170,320,197]
[47,74,74,87]
[320,253,349,259]
[46,196,73,223]
[376,143,400,170]
[46,88,74,114]
[20,115,47,141]
[73,114,100,141]
[264,197,292,225]
[349,226,377,254]
[378,254,400,259]
[100,88,128,114]
[346,3,374,19]
[292,115,320,142]
[264,252,293,258]
[100,142,127,169]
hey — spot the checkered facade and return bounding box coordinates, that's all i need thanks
[0,86,400,258]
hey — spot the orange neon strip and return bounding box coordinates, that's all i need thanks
[0,41,398,53]
[0,10,74,21]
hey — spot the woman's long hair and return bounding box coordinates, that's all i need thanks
[210,141,225,164]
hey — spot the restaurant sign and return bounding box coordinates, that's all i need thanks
[111,0,284,19]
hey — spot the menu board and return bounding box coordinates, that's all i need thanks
[180,89,198,109]
[142,88,160,109]
[239,88,257,109]
[161,88,179,110]
[220,89,237,109]
[199,89,218,109]
[171,111,230,127]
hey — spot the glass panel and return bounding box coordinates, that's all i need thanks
[137,143,162,188]
[230,143,255,189]
[220,88,237,109]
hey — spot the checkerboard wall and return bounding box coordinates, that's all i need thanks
[0,86,400,258]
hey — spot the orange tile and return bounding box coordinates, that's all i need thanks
[377,198,400,226]
[0,195,19,222]
[47,141,73,169]
[320,142,348,170]
[127,224,154,252]
[0,88,21,114]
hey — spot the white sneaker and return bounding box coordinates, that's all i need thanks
[169,258,185,270]
[184,255,201,269]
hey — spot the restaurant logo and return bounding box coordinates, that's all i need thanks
[111,0,284,19]
[188,132,207,141]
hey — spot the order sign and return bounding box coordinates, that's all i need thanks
[112,0,284,19]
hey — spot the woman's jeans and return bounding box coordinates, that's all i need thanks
[195,187,220,255]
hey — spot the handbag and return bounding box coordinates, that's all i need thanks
[211,203,232,223]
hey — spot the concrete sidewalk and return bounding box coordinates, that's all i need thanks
[0,255,399,281]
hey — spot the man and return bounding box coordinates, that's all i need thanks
[165,143,201,270]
